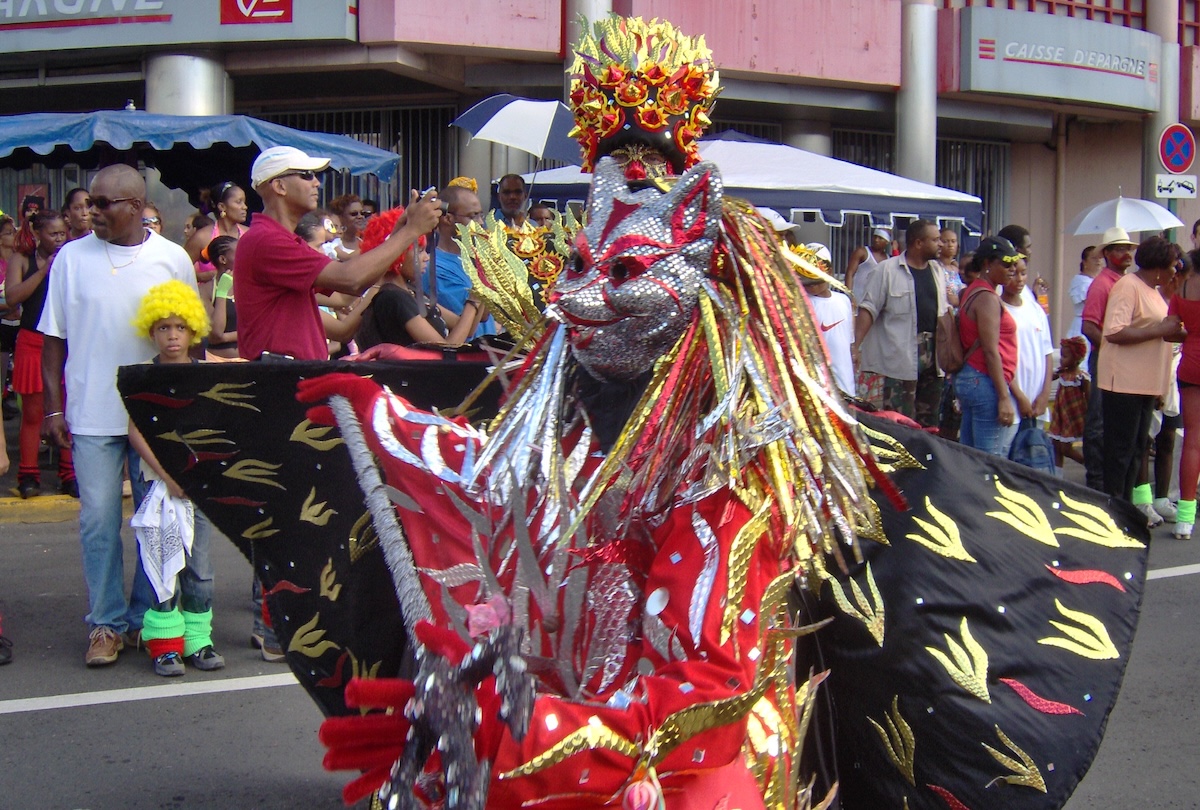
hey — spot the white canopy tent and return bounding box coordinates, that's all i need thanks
[519,135,985,235]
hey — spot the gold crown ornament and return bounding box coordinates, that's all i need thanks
[456,210,582,340]
[568,16,720,178]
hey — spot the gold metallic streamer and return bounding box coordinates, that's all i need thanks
[497,723,641,780]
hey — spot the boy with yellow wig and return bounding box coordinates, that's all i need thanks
[128,280,224,676]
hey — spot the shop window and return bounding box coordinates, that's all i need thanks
[941,0,1145,29]
[1182,0,1200,46]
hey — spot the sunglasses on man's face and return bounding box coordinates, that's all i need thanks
[90,196,135,210]
[143,217,161,225]
[276,171,318,182]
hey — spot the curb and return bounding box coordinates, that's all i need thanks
[0,495,135,524]
[0,495,80,524]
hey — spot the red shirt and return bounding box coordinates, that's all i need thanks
[958,278,1017,382]
[233,213,332,360]
[1081,266,1123,331]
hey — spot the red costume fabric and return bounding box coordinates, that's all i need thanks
[299,372,799,808]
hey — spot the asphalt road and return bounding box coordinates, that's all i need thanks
[0,514,346,809]
[1,480,1197,809]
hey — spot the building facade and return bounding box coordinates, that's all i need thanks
[1,0,1197,336]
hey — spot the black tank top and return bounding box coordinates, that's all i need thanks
[18,251,49,333]
[208,298,239,351]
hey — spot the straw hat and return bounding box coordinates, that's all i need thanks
[1098,226,1137,250]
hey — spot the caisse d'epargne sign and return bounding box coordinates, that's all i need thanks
[962,7,1160,112]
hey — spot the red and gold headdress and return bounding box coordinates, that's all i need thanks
[568,16,719,177]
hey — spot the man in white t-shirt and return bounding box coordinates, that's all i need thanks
[802,243,856,396]
[40,164,198,668]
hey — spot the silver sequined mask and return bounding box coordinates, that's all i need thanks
[547,157,723,381]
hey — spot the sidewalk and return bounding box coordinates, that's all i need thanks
[0,405,130,524]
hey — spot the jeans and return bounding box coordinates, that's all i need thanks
[997,419,1020,459]
[151,507,215,614]
[73,434,152,633]
[956,364,1009,456]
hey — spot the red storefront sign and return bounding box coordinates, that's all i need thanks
[220,0,293,25]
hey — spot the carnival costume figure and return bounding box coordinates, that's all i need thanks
[120,16,1148,810]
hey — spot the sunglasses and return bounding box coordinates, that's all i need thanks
[143,216,161,225]
[91,196,135,210]
[275,171,318,182]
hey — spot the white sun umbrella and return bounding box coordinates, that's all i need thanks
[1067,195,1185,236]
[452,94,581,165]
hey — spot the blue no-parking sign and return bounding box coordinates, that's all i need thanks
[1160,123,1196,175]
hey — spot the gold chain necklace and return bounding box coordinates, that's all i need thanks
[104,232,149,275]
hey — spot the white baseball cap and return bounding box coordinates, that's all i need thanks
[804,242,832,264]
[251,146,331,188]
[756,206,801,233]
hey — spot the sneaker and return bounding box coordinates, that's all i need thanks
[121,628,142,651]
[17,479,40,500]
[60,479,79,498]
[186,645,226,671]
[252,629,286,662]
[1153,497,1177,523]
[153,651,186,677]
[85,626,124,667]
[1136,502,1164,529]
[0,635,12,665]
[1173,521,1193,540]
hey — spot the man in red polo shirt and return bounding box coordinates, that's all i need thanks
[1080,225,1138,492]
[235,146,441,360]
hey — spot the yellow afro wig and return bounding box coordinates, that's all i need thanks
[133,280,210,345]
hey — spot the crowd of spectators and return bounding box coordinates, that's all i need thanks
[0,152,519,669]
[3,154,1197,672]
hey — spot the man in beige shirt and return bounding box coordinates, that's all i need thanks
[852,219,949,427]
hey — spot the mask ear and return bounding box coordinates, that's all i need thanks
[659,160,721,247]
[584,157,625,236]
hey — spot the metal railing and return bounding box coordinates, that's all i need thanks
[257,105,459,208]
[829,129,1009,275]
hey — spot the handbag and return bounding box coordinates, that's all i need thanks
[935,287,983,374]
[1008,416,1056,475]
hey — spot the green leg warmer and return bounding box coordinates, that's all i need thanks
[141,605,185,642]
[182,609,214,657]
[1177,499,1197,525]
[1132,483,1153,506]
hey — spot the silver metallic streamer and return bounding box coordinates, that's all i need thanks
[332,395,432,634]
[689,510,720,648]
